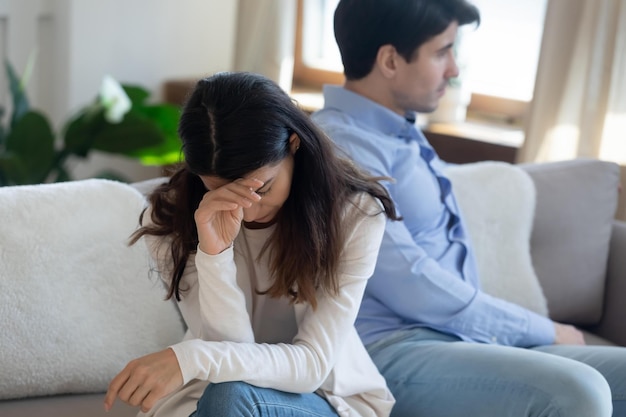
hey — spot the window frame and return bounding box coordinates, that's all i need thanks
[292,0,530,125]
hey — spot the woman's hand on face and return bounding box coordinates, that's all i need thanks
[195,178,264,255]
[103,348,183,413]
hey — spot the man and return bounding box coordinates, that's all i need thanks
[312,1,626,416]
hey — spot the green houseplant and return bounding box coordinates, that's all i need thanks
[0,60,183,186]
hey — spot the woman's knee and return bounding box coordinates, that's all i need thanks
[196,381,257,417]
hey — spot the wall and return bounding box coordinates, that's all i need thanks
[0,0,238,182]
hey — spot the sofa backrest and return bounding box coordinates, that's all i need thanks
[522,158,620,325]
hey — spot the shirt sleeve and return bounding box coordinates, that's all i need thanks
[320,124,555,348]
[374,219,555,347]
[169,195,387,392]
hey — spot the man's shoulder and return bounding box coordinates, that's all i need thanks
[313,107,378,145]
[312,107,354,129]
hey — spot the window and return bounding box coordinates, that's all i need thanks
[294,0,344,87]
[464,0,548,102]
[294,0,548,125]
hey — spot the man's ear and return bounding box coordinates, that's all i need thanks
[289,133,301,154]
[375,44,399,79]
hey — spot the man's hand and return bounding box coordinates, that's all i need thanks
[104,348,183,413]
[553,322,586,345]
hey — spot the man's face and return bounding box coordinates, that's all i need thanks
[390,21,460,114]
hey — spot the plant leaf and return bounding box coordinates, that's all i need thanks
[91,111,165,154]
[124,103,183,165]
[63,111,100,157]
[122,84,150,106]
[4,111,55,184]
[0,105,5,145]
[0,152,22,186]
[5,59,30,127]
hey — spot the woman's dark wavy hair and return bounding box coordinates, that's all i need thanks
[130,71,398,307]
[334,0,480,80]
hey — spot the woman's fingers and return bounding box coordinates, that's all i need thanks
[198,179,263,214]
[103,349,183,413]
[127,384,151,408]
[216,178,264,204]
[104,368,130,411]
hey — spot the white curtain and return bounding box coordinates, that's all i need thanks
[518,0,626,219]
[232,0,296,92]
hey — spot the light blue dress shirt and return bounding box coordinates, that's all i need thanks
[312,86,555,348]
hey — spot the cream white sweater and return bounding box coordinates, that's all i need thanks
[140,193,394,417]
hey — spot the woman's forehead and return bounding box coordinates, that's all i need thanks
[200,161,283,190]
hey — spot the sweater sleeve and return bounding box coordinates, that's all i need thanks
[170,194,386,392]
[194,247,255,343]
[141,211,255,345]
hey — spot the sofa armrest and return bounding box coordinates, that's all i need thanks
[522,159,620,324]
[593,220,626,346]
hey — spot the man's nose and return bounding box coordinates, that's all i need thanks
[447,55,460,79]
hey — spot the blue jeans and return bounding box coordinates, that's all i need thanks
[367,328,626,417]
[189,381,339,417]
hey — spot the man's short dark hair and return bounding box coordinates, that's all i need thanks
[334,0,480,80]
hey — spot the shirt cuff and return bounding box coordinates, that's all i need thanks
[169,339,205,385]
[196,244,234,264]
[520,310,555,347]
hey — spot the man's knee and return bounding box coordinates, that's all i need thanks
[544,364,612,417]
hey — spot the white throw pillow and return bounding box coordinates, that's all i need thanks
[0,179,185,400]
[446,161,549,316]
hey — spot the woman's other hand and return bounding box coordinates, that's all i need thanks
[103,348,183,413]
[195,178,263,255]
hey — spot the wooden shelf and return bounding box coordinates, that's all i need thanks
[423,121,522,164]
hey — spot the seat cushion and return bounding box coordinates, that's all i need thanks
[0,393,137,417]
[521,159,620,324]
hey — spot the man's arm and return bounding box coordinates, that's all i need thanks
[371,218,556,347]
[316,119,556,347]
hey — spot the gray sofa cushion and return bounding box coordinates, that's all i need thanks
[521,159,620,325]
[0,394,136,417]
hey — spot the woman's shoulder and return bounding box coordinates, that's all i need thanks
[343,192,385,221]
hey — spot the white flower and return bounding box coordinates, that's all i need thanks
[99,75,131,123]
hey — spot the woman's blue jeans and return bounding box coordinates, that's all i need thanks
[366,328,626,417]
[190,381,339,417]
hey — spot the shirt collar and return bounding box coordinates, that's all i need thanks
[322,85,420,141]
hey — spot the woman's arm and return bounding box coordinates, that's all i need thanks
[105,193,385,412]
[171,193,385,392]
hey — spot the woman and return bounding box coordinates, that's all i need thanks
[104,72,398,417]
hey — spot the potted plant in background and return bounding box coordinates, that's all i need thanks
[0,60,183,186]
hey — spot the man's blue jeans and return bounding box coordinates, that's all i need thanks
[367,328,626,417]
[190,381,339,417]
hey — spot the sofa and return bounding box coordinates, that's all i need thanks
[0,157,624,417]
